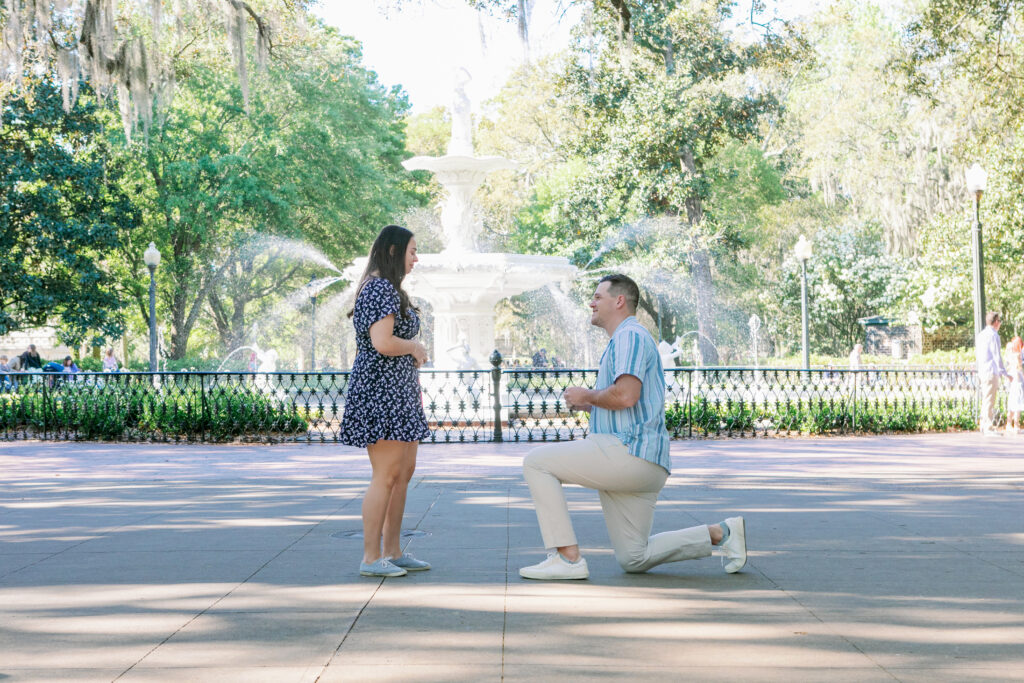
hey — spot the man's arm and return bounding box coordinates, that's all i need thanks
[992,334,1012,378]
[564,375,642,411]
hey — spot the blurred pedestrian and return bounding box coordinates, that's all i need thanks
[848,343,862,370]
[0,355,12,390]
[102,348,119,372]
[976,312,1011,436]
[1006,336,1024,435]
[18,344,42,370]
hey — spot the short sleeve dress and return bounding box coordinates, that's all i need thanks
[339,277,431,447]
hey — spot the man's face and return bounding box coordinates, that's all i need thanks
[994,318,1002,331]
[589,281,620,327]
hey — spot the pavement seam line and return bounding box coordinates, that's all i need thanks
[501,485,511,682]
[314,476,442,681]
[752,551,902,680]
[112,493,360,681]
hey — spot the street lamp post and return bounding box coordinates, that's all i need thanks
[309,277,318,372]
[794,235,813,371]
[143,242,161,372]
[966,163,988,336]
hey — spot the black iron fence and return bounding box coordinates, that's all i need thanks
[0,361,981,443]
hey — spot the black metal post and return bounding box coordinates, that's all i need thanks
[687,370,693,438]
[200,373,207,442]
[148,265,157,372]
[971,192,986,336]
[490,349,503,442]
[310,294,317,372]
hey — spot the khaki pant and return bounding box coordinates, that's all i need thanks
[980,375,1001,431]
[523,434,712,573]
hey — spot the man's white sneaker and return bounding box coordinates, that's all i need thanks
[519,553,589,580]
[721,516,747,574]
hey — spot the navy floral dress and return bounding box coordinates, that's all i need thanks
[340,277,431,447]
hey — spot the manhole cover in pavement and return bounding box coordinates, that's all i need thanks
[331,529,430,539]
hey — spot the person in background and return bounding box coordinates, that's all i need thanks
[19,344,42,370]
[0,355,12,390]
[1005,336,1024,435]
[102,348,119,372]
[976,311,1012,436]
[62,356,80,374]
[848,343,863,370]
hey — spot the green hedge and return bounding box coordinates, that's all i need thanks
[666,398,977,436]
[0,381,308,440]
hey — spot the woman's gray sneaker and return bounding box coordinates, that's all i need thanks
[388,553,431,571]
[360,558,408,577]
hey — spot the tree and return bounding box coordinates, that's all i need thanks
[779,1,973,255]
[772,223,908,356]
[0,80,136,346]
[0,0,289,134]
[551,0,801,362]
[118,23,418,358]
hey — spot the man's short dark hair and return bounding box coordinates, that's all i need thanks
[599,274,640,314]
[987,311,1002,326]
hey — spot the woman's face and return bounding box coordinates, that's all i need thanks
[63,359,72,367]
[404,237,418,275]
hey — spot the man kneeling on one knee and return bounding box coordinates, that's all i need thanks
[519,274,746,580]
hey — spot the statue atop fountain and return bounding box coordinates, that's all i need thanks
[403,69,519,254]
[349,69,576,369]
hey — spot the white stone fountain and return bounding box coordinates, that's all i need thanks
[348,70,576,369]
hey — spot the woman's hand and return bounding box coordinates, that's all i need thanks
[410,341,429,368]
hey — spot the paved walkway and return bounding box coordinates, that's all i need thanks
[1,434,1022,682]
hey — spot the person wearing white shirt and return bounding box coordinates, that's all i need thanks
[975,311,1012,435]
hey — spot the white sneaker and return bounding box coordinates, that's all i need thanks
[721,516,747,574]
[519,552,589,580]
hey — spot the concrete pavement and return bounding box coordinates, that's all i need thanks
[0,433,1022,682]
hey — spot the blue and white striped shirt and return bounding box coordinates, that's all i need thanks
[590,316,671,473]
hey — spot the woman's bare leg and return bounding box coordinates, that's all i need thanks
[382,442,418,559]
[363,440,411,563]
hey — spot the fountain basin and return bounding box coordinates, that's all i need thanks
[347,252,576,369]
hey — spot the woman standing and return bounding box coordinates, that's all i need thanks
[340,225,431,577]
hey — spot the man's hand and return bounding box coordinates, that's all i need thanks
[563,386,593,411]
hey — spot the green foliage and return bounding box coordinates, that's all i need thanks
[0,81,137,346]
[770,223,909,356]
[911,119,1024,336]
[76,357,103,372]
[118,21,418,359]
[665,397,976,436]
[901,0,1024,124]
[0,379,308,441]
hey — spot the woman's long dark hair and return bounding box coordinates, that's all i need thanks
[349,224,417,318]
